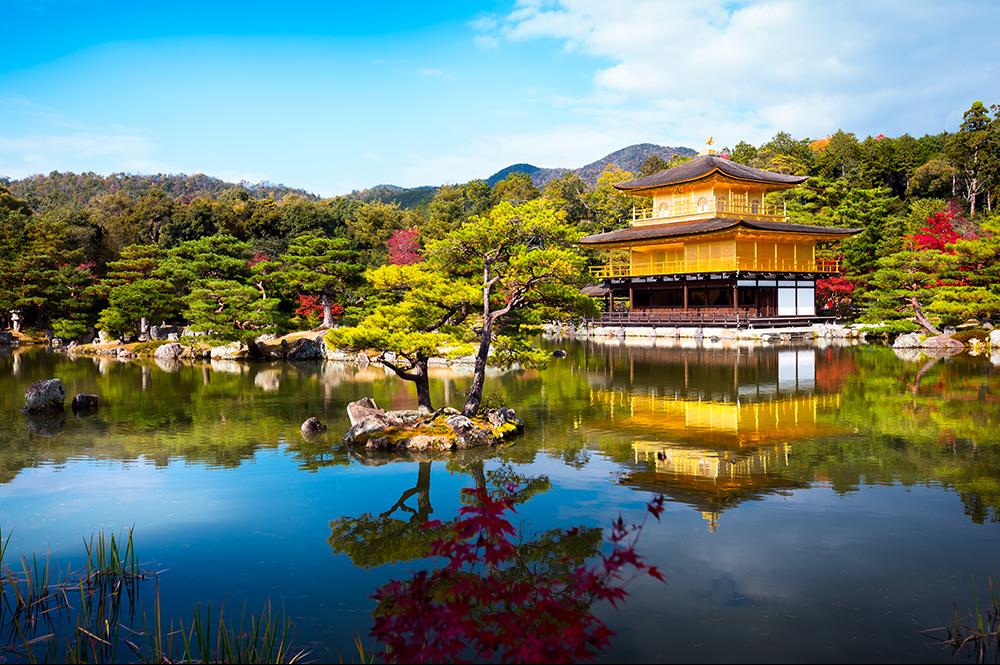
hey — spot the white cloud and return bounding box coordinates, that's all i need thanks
[0,132,169,177]
[475,0,1000,146]
[473,34,500,51]
[0,96,169,178]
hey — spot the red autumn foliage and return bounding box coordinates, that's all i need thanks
[295,294,341,319]
[388,228,422,265]
[910,211,964,253]
[371,486,666,664]
[247,252,270,267]
[816,275,855,316]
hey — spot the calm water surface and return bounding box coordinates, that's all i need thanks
[1,340,998,663]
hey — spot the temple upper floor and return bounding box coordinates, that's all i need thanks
[614,154,808,226]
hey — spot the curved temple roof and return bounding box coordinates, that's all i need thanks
[579,218,862,246]
[614,154,809,192]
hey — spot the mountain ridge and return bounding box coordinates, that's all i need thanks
[2,143,696,211]
[357,143,697,207]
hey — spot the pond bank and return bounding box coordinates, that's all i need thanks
[54,330,483,368]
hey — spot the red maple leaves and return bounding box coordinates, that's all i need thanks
[910,210,966,253]
[294,294,341,318]
[371,486,666,664]
[388,228,422,265]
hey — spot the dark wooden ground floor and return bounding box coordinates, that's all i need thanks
[591,310,835,328]
[590,272,831,327]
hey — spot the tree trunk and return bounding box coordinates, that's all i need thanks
[463,318,492,417]
[909,296,941,335]
[415,461,432,520]
[464,264,497,418]
[320,294,333,329]
[412,357,433,412]
[383,355,434,412]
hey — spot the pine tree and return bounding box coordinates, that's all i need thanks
[278,233,361,328]
[184,279,281,343]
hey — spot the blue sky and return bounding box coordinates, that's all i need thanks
[2,0,998,196]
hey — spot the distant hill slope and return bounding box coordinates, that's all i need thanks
[1,143,696,212]
[1,171,316,212]
[573,143,696,185]
[484,143,696,189]
[344,183,438,208]
[485,163,545,186]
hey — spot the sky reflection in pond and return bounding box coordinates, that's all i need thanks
[0,340,997,662]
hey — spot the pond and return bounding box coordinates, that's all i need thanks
[1,339,998,662]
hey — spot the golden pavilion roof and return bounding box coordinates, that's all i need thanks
[614,154,808,193]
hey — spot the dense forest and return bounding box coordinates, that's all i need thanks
[0,100,998,342]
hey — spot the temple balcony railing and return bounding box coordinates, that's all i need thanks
[589,257,840,278]
[632,198,786,225]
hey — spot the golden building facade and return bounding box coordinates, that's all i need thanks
[581,154,860,325]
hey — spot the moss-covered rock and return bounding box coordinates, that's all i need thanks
[343,398,524,452]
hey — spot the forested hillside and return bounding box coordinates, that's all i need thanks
[0,100,997,341]
[1,171,317,212]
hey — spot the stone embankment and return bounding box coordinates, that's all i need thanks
[58,329,482,368]
[551,321,867,343]
[891,328,1000,361]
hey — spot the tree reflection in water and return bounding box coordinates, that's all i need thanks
[330,458,665,664]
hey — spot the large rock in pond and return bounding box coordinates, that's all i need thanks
[990,329,1000,348]
[210,342,250,360]
[286,337,324,361]
[921,335,964,353]
[24,379,65,413]
[893,333,923,349]
[0,331,18,346]
[343,398,524,451]
[347,397,381,426]
[71,393,100,412]
[154,342,183,360]
[301,417,328,435]
[484,407,525,436]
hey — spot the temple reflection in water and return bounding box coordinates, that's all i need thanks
[582,343,842,531]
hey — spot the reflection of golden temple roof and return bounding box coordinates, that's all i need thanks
[600,392,842,531]
[633,440,791,480]
[619,461,805,532]
[590,391,842,446]
[622,438,805,532]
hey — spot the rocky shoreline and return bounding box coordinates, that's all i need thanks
[543,321,1000,359]
[6,321,1000,367]
[45,330,482,369]
[342,397,524,452]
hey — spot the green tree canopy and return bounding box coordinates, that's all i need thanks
[492,172,540,205]
[277,232,361,328]
[184,278,281,343]
[326,262,478,410]
[98,278,182,338]
[426,199,594,415]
